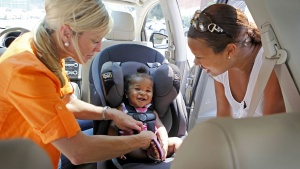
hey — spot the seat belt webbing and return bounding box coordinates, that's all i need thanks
[247,55,276,116]
[275,63,300,112]
[248,52,300,116]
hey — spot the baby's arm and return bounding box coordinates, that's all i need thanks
[154,111,169,160]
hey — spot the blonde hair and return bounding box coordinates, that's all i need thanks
[33,0,112,87]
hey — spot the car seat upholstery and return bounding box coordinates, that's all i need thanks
[102,10,149,48]
[90,43,187,136]
[89,43,188,168]
[0,139,52,169]
[171,112,300,169]
[105,11,135,42]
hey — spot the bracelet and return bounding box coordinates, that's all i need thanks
[102,106,110,120]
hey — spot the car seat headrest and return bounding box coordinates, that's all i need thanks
[152,63,181,115]
[101,61,124,107]
[105,11,135,41]
[100,61,181,116]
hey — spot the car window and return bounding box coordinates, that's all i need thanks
[227,0,255,23]
[177,0,217,66]
[0,1,136,32]
[145,4,165,41]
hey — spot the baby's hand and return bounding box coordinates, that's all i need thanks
[147,139,164,162]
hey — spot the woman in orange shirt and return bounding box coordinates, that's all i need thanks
[0,0,156,168]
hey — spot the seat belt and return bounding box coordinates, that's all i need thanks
[248,24,300,116]
[274,63,300,112]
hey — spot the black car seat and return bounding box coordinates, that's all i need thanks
[89,43,188,168]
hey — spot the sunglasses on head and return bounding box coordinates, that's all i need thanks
[190,10,233,38]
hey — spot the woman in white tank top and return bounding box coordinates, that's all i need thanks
[187,4,285,118]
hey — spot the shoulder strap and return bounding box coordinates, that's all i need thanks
[275,63,300,112]
[124,104,155,113]
[247,53,278,116]
[124,104,136,113]
[248,24,300,116]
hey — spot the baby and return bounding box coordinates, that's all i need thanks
[108,66,182,163]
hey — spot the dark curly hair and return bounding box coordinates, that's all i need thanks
[124,67,153,92]
[188,4,261,54]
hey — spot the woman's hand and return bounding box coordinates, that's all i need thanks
[138,130,157,150]
[107,108,143,133]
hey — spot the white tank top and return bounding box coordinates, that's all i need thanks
[214,48,264,118]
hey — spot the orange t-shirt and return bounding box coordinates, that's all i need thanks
[0,33,81,168]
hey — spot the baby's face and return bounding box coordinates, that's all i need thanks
[127,77,153,108]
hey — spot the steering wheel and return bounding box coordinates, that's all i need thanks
[0,27,30,56]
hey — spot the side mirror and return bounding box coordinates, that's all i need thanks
[150,32,168,49]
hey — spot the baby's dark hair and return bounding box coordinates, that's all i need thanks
[124,67,153,91]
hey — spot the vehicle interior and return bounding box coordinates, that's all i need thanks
[0,0,299,169]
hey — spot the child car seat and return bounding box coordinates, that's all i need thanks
[100,61,181,133]
[90,44,187,137]
[89,43,188,168]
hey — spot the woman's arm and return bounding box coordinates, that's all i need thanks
[263,70,286,115]
[64,94,143,133]
[52,130,156,165]
[214,80,233,117]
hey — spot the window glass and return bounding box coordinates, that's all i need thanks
[0,0,45,30]
[177,0,217,66]
[227,0,255,24]
[143,3,167,55]
[145,4,165,41]
[0,1,137,32]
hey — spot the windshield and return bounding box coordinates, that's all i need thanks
[0,0,45,31]
[0,1,134,32]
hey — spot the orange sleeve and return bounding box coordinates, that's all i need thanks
[5,64,80,144]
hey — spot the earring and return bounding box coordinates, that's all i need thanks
[228,55,231,59]
[64,42,69,47]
